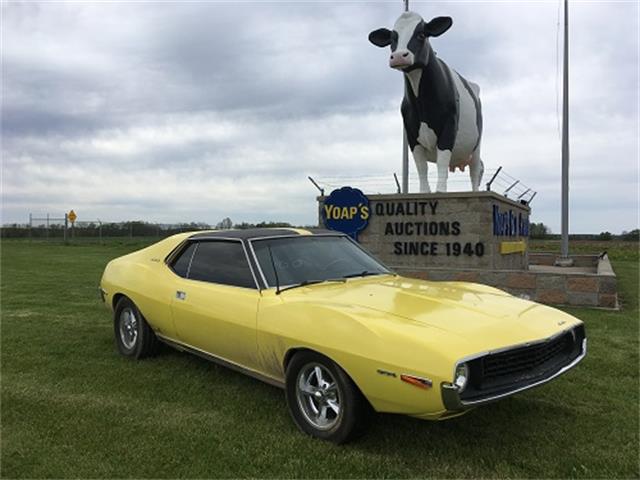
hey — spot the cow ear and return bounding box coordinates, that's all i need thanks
[423,16,452,37]
[368,28,392,47]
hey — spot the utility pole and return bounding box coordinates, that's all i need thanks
[401,0,409,194]
[558,0,572,265]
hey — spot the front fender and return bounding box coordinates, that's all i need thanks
[256,293,468,416]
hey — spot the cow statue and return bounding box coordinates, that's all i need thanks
[369,12,484,193]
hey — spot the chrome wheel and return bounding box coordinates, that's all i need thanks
[295,363,342,430]
[119,307,138,350]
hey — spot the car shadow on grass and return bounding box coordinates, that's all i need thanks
[354,397,579,457]
[154,344,579,455]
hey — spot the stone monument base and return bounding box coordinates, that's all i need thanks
[319,191,531,271]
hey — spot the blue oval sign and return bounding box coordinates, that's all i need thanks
[322,187,370,240]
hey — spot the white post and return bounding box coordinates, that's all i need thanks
[401,0,410,194]
[557,0,572,266]
[561,0,569,258]
[402,130,409,194]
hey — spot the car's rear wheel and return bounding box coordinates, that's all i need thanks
[285,351,369,443]
[114,297,158,359]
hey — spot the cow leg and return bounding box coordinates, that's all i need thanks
[469,150,484,192]
[412,145,431,193]
[436,149,452,192]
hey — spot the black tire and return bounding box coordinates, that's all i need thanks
[114,297,158,359]
[285,351,370,444]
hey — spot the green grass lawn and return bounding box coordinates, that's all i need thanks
[1,239,638,478]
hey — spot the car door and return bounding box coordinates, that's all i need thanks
[169,239,261,370]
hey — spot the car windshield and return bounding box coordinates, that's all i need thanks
[252,235,391,288]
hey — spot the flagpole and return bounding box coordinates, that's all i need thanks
[401,0,409,194]
[560,0,571,262]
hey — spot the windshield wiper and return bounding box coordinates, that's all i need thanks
[342,270,383,279]
[276,278,346,294]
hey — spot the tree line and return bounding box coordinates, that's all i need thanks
[1,219,637,241]
[0,219,301,239]
[529,222,639,241]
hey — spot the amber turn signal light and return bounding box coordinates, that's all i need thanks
[400,374,432,389]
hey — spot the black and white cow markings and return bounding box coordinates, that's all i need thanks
[369,12,484,193]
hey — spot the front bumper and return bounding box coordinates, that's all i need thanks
[441,336,587,411]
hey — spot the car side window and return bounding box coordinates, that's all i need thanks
[170,242,197,278]
[188,241,255,289]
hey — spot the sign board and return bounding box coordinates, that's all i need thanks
[319,191,530,271]
[321,187,370,240]
[68,210,77,224]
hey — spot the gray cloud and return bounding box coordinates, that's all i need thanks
[2,1,638,232]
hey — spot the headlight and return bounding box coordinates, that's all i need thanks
[454,363,469,391]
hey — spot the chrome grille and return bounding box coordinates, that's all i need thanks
[481,331,573,380]
[458,325,586,403]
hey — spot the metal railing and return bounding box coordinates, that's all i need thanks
[310,166,537,205]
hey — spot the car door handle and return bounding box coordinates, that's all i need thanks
[176,291,187,300]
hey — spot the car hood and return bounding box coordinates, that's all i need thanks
[282,275,582,350]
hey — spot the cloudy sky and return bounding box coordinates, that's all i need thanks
[2,0,638,232]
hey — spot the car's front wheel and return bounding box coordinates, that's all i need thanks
[114,296,158,359]
[285,351,369,443]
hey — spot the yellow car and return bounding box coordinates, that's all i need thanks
[100,228,586,443]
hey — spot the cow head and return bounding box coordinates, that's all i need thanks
[368,12,452,71]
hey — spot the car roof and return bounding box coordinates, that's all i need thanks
[187,227,339,241]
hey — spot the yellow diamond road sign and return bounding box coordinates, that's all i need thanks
[68,210,77,223]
